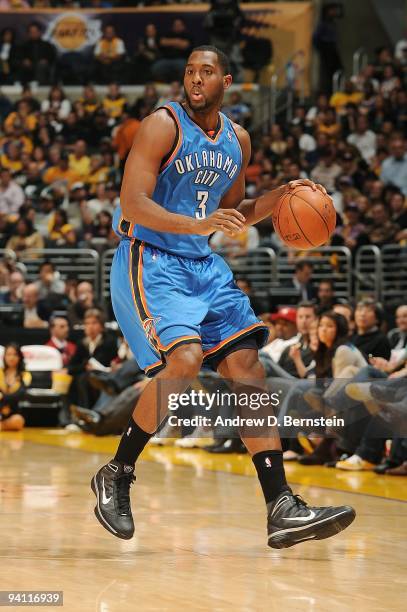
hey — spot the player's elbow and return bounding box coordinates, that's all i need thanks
[121,195,140,222]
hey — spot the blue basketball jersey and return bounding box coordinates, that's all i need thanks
[113,101,243,258]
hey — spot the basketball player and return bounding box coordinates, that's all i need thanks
[91,46,355,548]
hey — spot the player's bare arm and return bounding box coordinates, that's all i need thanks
[220,123,329,226]
[120,109,245,237]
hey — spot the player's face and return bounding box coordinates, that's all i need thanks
[184,51,231,111]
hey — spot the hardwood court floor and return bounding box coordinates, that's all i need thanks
[0,429,406,612]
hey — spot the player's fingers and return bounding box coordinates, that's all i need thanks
[288,179,316,191]
[315,183,328,196]
[216,212,245,230]
[219,209,246,223]
[217,220,245,233]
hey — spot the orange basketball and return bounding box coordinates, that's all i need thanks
[272,185,336,250]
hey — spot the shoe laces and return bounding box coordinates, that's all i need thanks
[292,494,308,509]
[115,473,136,515]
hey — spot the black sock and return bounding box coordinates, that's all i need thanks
[114,417,152,467]
[252,450,290,505]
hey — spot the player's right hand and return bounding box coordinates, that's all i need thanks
[195,209,246,236]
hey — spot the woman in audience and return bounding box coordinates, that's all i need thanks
[298,312,367,464]
[0,343,31,431]
[6,217,44,256]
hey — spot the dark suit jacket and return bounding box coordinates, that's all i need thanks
[68,333,118,375]
[282,278,317,301]
[387,329,407,350]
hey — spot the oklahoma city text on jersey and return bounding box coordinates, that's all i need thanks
[174,150,239,186]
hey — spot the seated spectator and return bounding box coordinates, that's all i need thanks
[78,85,99,115]
[152,19,192,82]
[112,109,141,167]
[40,85,71,120]
[102,82,127,121]
[16,22,56,85]
[389,191,407,228]
[269,124,287,156]
[5,100,37,133]
[329,80,363,115]
[316,279,335,314]
[94,24,126,84]
[333,301,355,334]
[310,147,342,193]
[0,342,31,432]
[0,27,18,85]
[365,202,400,247]
[133,23,161,84]
[388,304,407,356]
[46,209,74,247]
[0,269,25,304]
[85,155,109,192]
[222,91,252,129]
[1,140,23,175]
[45,316,77,367]
[284,260,316,301]
[86,109,112,149]
[352,299,391,360]
[91,210,114,238]
[275,302,317,378]
[22,283,49,328]
[131,83,159,120]
[306,93,330,126]
[67,281,103,327]
[315,107,341,140]
[332,203,369,252]
[34,261,65,300]
[259,306,298,364]
[0,168,25,216]
[299,312,367,465]
[347,115,377,164]
[380,64,401,98]
[380,137,407,196]
[6,217,44,256]
[69,139,91,179]
[20,161,44,197]
[43,151,80,188]
[67,308,118,409]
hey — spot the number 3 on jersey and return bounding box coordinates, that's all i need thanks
[195,190,208,220]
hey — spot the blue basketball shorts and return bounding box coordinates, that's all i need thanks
[110,239,269,376]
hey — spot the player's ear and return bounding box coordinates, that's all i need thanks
[223,74,233,90]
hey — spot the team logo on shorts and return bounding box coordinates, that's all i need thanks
[143,316,161,348]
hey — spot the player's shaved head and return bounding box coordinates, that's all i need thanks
[189,45,231,75]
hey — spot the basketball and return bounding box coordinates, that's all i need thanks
[272,185,337,250]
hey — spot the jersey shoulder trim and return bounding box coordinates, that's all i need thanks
[154,105,183,172]
[229,121,244,164]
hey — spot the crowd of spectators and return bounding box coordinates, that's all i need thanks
[0,11,269,85]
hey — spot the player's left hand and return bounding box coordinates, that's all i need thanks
[286,179,328,197]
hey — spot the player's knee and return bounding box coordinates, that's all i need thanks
[228,358,266,383]
[166,343,203,378]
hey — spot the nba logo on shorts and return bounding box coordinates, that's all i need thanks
[265,457,272,468]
